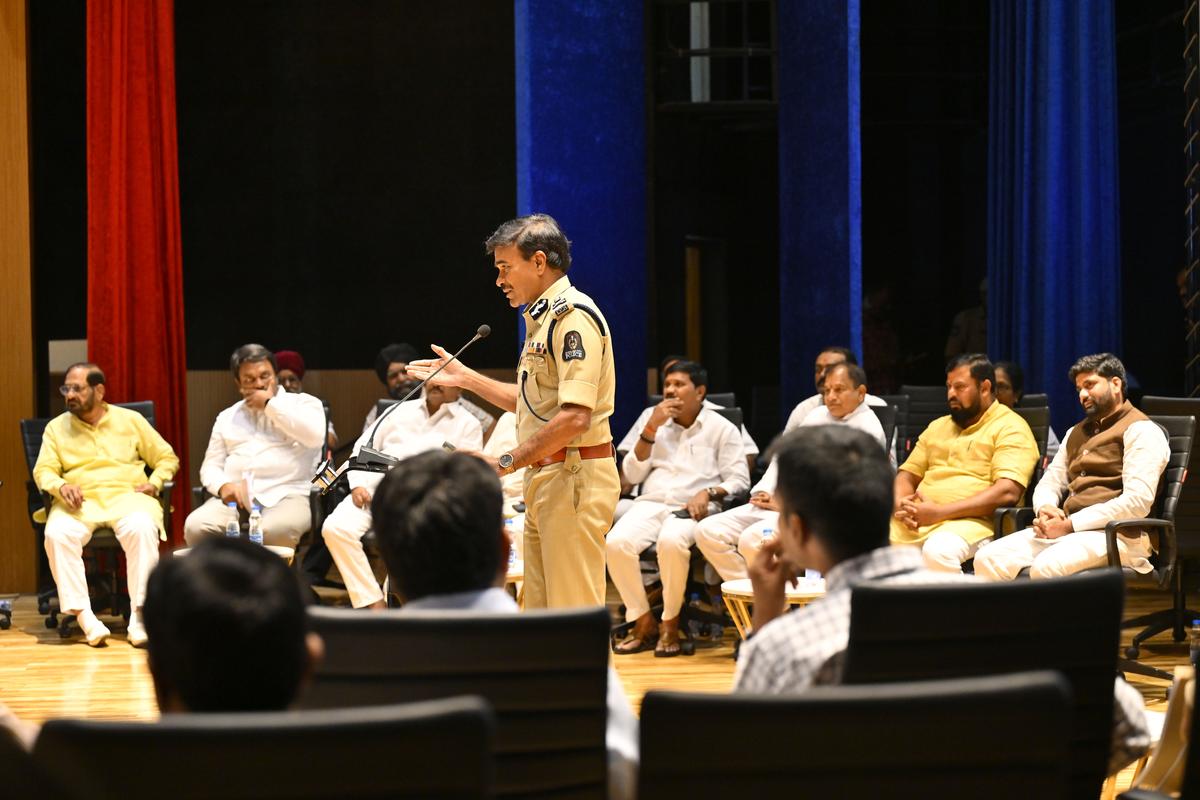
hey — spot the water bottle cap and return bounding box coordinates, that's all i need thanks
[226,501,237,508]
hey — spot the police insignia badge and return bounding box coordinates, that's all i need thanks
[551,296,572,318]
[562,331,585,361]
[528,298,549,320]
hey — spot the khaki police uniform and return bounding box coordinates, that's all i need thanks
[516,275,620,608]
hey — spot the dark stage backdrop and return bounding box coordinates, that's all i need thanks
[173,0,517,370]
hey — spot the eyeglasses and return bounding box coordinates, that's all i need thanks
[59,384,89,396]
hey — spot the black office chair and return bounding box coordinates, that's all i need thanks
[898,384,949,458]
[640,672,1072,799]
[869,404,897,458]
[842,570,1124,800]
[21,401,175,636]
[304,606,610,799]
[1019,392,1050,408]
[34,697,494,800]
[876,393,909,465]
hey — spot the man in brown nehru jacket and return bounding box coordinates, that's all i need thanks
[974,353,1168,580]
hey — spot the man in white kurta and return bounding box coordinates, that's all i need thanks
[185,345,326,548]
[696,363,889,582]
[608,362,749,656]
[322,386,483,608]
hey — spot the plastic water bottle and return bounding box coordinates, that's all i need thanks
[760,526,774,542]
[248,506,263,546]
[1190,620,1200,668]
[224,502,240,538]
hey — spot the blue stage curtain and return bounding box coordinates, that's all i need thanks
[777,0,863,412]
[987,0,1122,431]
[513,1,647,437]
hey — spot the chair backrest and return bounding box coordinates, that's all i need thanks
[117,399,156,428]
[34,697,494,800]
[639,672,1072,799]
[842,570,1124,799]
[877,393,910,465]
[868,404,897,455]
[899,385,948,452]
[1143,398,1200,554]
[648,391,736,408]
[711,406,743,429]
[1018,392,1049,408]
[1013,404,1051,490]
[304,606,611,798]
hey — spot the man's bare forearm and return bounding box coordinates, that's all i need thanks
[459,369,518,413]
[893,470,920,504]
[510,406,591,468]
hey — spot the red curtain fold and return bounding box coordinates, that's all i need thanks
[87,0,189,544]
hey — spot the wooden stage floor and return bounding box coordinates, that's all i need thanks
[0,586,1190,794]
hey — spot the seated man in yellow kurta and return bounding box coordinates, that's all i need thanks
[890,354,1038,573]
[33,363,179,647]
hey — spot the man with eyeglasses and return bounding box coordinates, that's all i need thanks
[33,363,179,646]
[184,343,325,549]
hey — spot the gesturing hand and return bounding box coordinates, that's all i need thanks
[406,345,467,388]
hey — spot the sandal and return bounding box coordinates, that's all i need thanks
[654,628,683,658]
[614,632,657,655]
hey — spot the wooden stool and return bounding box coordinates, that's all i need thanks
[720,577,825,640]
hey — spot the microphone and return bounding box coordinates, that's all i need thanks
[311,324,492,494]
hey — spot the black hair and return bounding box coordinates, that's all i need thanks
[1068,352,1127,386]
[946,352,995,389]
[375,343,421,384]
[994,360,1025,397]
[658,354,687,374]
[229,343,277,379]
[64,362,106,387]
[826,362,868,389]
[768,425,893,563]
[372,450,504,602]
[818,347,858,365]
[484,213,572,272]
[143,538,309,712]
[664,359,708,390]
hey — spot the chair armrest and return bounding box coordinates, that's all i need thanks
[192,485,208,504]
[1104,518,1174,571]
[309,485,325,538]
[159,480,175,518]
[1118,790,1173,800]
[993,506,1034,538]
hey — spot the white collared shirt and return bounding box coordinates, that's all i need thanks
[621,407,750,504]
[755,400,891,495]
[1031,419,1168,533]
[199,387,326,507]
[618,398,759,457]
[350,396,484,491]
[784,391,887,431]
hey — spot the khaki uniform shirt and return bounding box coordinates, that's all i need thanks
[517,275,615,448]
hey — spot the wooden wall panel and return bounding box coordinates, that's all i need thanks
[0,0,36,592]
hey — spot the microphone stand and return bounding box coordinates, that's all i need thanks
[311,325,491,493]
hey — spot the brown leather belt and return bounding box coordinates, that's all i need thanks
[534,443,614,467]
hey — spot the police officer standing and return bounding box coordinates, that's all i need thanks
[407,214,619,609]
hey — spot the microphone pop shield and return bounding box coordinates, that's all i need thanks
[477,324,491,339]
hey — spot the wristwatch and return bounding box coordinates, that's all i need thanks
[498,453,516,475]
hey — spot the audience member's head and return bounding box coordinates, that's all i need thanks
[1068,352,1127,419]
[372,451,507,603]
[424,383,463,414]
[945,353,995,427]
[230,343,278,399]
[375,343,421,399]
[663,360,708,425]
[993,360,1024,407]
[814,347,858,393]
[821,362,868,420]
[61,362,107,420]
[274,350,306,393]
[143,538,322,714]
[768,425,893,573]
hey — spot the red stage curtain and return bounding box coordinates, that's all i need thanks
[87,0,189,544]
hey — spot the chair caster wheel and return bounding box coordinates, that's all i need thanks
[0,617,10,630]
[1125,645,1140,659]
[37,601,49,615]
[45,617,57,629]
[681,641,696,656]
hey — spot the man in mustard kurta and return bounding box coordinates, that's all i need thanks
[408,214,620,608]
[34,363,179,647]
[890,353,1038,572]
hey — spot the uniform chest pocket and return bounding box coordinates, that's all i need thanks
[948,436,993,477]
[521,354,552,405]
